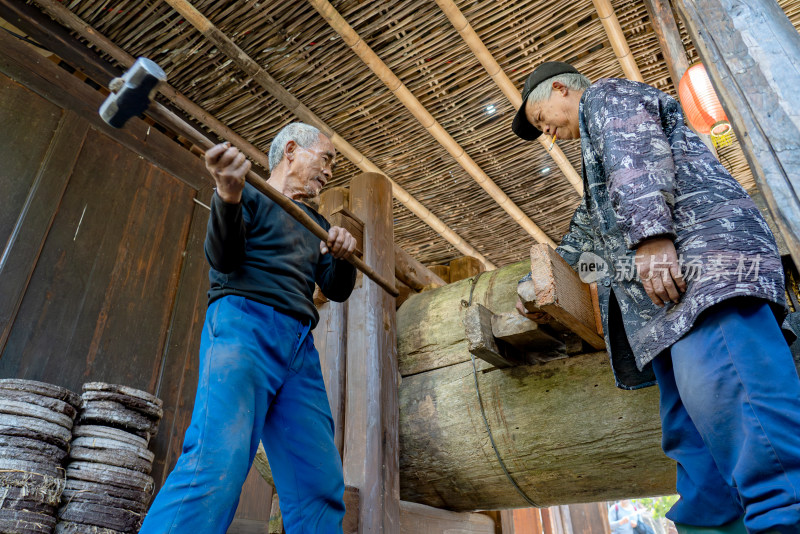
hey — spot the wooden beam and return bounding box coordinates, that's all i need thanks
[591,0,645,82]
[449,256,485,283]
[397,351,676,510]
[399,501,495,534]
[343,172,399,532]
[673,0,800,267]
[394,245,446,291]
[491,313,565,356]
[520,244,605,350]
[315,188,350,456]
[24,0,494,271]
[433,0,584,196]
[306,0,557,248]
[428,265,450,284]
[641,0,717,154]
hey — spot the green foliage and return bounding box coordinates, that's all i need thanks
[633,495,679,520]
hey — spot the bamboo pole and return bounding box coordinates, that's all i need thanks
[434,0,583,196]
[30,0,495,271]
[307,0,557,248]
[592,0,645,82]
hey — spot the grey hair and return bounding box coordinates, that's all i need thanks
[268,122,324,171]
[526,73,591,106]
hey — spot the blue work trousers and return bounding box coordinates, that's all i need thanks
[139,296,345,534]
[652,298,800,533]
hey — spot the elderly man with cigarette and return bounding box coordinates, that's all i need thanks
[514,61,800,533]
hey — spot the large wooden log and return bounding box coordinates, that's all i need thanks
[396,259,800,511]
[398,260,530,377]
[398,350,673,511]
[396,262,672,510]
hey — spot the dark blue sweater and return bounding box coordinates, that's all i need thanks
[205,183,357,327]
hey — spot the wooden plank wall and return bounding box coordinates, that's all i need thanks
[0,29,271,531]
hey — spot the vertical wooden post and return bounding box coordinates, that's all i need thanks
[315,187,350,455]
[642,0,716,154]
[343,172,399,533]
[674,0,800,267]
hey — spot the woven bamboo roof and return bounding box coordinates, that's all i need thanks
[30,0,800,268]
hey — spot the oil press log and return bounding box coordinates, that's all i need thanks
[396,259,675,511]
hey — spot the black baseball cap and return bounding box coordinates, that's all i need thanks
[512,61,579,140]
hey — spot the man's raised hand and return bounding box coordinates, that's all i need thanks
[205,142,250,204]
[321,226,356,259]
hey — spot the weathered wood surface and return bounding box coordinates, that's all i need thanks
[428,265,451,284]
[449,256,485,283]
[398,260,530,377]
[398,351,674,511]
[315,188,349,455]
[329,205,364,258]
[491,313,565,364]
[394,246,446,291]
[463,304,519,368]
[0,32,212,497]
[398,501,495,533]
[526,245,605,350]
[343,172,399,533]
[0,96,85,351]
[395,279,416,309]
[674,0,800,267]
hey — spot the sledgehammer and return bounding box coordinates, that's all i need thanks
[98,59,399,297]
[99,57,166,128]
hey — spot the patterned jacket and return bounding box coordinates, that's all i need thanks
[556,78,785,389]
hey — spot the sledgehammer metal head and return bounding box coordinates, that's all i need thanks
[99,57,166,128]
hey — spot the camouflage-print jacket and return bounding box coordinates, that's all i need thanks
[556,78,785,390]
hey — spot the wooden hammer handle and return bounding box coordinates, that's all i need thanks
[242,170,399,297]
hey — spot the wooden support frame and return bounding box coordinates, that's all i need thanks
[394,246,446,291]
[343,172,400,532]
[674,0,800,268]
[398,501,495,533]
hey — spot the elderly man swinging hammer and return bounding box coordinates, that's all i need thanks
[139,122,356,534]
[514,62,800,533]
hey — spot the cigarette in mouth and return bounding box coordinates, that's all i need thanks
[549,133,557,150]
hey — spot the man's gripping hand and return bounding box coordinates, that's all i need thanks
[205,142,250,204]
[321,226,356,260]
[635,237,687,307]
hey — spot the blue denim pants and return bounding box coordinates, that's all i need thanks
[139,296,345,534]
[652,299,800,533]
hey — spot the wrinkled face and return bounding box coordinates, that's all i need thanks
[287,134,337,198]
[524,83,582,140]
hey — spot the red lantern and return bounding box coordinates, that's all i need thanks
[678,63,733,148]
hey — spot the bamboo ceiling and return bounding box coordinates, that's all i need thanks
[26,0,800,268]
